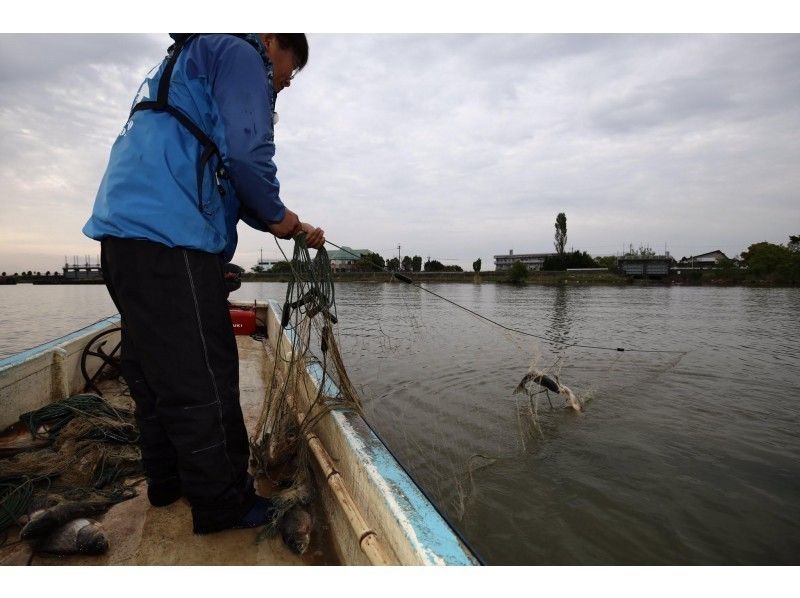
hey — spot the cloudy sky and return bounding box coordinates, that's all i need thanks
[1,32,798,273]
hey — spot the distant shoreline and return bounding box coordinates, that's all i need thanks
[239,270,798,287]
[2,270,795,287]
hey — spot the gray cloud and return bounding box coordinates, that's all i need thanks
[1,33,798,274]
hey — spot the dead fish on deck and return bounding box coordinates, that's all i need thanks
[280,505,313,555]
[21,496,113,539]
[513,370,584,412]
[35,518,108,555]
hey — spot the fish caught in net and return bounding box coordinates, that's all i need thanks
[0,392,142,542]
[250,234,364,552]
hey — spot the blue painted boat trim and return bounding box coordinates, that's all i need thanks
[267,300,476,565]
[0,315,121,371]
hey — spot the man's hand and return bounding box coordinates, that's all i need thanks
[268,209,301,239]
[299,222,325,250]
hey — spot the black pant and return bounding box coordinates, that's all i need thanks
[101,237,255,533]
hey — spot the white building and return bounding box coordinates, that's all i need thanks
[494,250,552,271]
[678,250,729,270]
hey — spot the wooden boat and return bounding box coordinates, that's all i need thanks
[0,300,479,565]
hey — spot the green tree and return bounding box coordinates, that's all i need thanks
[472,258,482,273]
[554,212,567,258]
[358,252,385,271]
[741,242,789,276]
[626,244,655,258]
[251,265,265,273]
[401,256,412,271]
[715,257,739,280]
[789,235,800,252]
[1,272,5,277]
[270,261,292,273]
[595,256,617,271]
[424,259,445,272]
[543,250,598,271]
[387,257,400,271]
[507,261,528,284]
[411,256,422,272]
[740,240,800,284]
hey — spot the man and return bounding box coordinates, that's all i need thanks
[83,33,324,534]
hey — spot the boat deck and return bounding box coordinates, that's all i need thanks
[0,335,340,565]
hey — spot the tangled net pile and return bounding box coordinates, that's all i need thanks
[249,234,363,537]
[0,393,141,539]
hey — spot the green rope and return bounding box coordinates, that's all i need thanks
[20,393,131,437]
[0,393,142,534]
[0,476,36,533]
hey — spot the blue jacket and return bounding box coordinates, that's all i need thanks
[83,34,286,262]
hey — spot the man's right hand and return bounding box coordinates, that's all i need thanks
[268,210,325,250]
[268,209,301,239]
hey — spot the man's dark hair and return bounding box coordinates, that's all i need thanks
[275,34,309,70]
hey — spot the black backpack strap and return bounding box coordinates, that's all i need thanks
[129,34,226,211]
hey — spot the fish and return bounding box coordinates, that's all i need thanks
[273,455,313,508]
[513,369,584,412]
[280,506,313,555]
[513,371,561,394]
[35,518,108,555]
[21,495,115,539]
[560,385,584,413]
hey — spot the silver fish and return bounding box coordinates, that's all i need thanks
[21,497,110,539]
[281,506,312,555]
[36,518,108,555]
[560,385,584,413]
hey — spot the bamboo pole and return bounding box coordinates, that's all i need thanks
[265,329,393,565]
[285,389,392,566]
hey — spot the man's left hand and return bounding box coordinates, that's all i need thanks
[299,222,325,249]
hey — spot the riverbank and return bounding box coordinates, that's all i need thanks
[243,270,627,284]
[242,270,797,287]
[3,269,794,287]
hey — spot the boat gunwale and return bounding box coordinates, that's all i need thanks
[0,315,121,371]
[261,299,479,566]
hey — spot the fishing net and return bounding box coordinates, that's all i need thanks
[269,250,692,536]
[0,392,142,536]
[250,235,363,533]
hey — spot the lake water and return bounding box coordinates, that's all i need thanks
[2,282,799,564]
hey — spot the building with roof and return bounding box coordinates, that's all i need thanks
[617,252,674,278]
[677,250,730,270]
[327,247,374,272]
[493,250,553,271]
